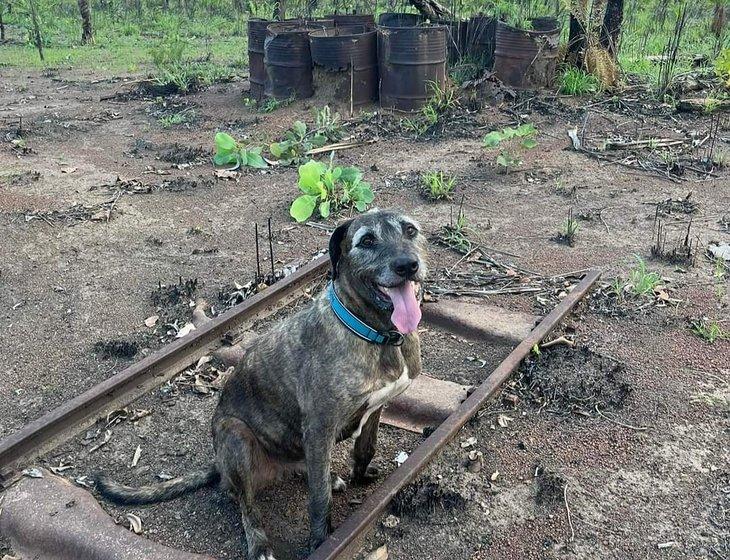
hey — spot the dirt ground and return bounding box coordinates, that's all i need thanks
[0,66,729,560]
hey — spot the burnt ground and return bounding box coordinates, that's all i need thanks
[0,66,729,560]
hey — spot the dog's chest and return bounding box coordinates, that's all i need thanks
[350,366,411,439]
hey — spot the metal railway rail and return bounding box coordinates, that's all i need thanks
[0,255,600,559]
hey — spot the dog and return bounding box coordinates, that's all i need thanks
[97,209,427,559]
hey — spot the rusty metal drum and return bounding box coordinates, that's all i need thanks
[493,17,561,89]
[247,18,271,100]
[378,24,447,112]
[264,23,318,99]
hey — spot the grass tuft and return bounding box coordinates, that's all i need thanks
[559,67,600,96]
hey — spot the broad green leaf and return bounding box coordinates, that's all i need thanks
[515,123,536,137]
[483,131,503,147]
[355,200,367,212]
[319,199,331,218]
[213,152,238,166]
[358,184,374,203]
[290,194,317,222]
[501,127,517,139]
[269,142,283,158]
[215,132,237,152]
[331,166,342,182]
[496,154,509,167]
[521,138,538,149]
[339,166,361,183]
[293,120,307,138]
[298,160,326,191]
[249,146,263,155]
[310,133,327,147]
[245,151,268,168]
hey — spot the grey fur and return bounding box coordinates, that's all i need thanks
[96,209,427,560]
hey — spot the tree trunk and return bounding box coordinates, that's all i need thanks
[0,5,5,42]
[567,13,586,68]
[409,0,450,20]
[78,0,94,44]
[600,0,623,58]
[712,2,726,39]
[27,0,44,61]
[273,0,285,21]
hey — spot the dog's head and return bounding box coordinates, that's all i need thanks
[329,209,427,334]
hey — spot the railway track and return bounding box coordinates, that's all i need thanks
[0,257,600,560]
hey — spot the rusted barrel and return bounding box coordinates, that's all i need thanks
[378,25,447,112]
[247,18,271,100]
[493,17,561,89]
[310,26,378,107]
[378,12,424,27]
[264,24,316,99]
[466,15,496,69]
[333,13,375,28]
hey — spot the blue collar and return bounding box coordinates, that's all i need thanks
[328,282,404,346]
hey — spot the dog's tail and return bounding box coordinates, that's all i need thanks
[95,465,220,505]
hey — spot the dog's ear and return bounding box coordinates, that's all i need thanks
[329,219,353,279]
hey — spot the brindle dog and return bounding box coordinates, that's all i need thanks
[97,209,427,559]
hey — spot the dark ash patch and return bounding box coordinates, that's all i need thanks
[391,476,468,520]
[93,339,138,359]
[515,346,631,415]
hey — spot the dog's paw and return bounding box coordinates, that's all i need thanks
[332,475,347,493]
[351,464,380,485]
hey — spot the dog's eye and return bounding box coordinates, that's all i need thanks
[359,235,375,248]
[405,224,418,238]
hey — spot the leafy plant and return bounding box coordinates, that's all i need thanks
[625,255,661,296]
[213,132,267,169]
[289,158,374,222]
[715,48,730,88]
[159,109,195,128]
[315,106,344,143]
[270,120,326,166]
[690,318,729,344]
[559,67,600,95]
[484,123,537,173]
[401,81,457,137]
[422,171,456,201]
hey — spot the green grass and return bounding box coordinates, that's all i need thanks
[690,318,729,344]
[559,68,600,95]
[613,255,662,298]
[422,171,457,201]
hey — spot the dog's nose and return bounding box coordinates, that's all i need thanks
[392,256,419,278]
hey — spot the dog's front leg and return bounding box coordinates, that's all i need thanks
[352,407,381,484]
[303,421,335,552]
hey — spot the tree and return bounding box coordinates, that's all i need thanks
[600,0,624,58]
[77,0,93,44]
[0,1,9,42]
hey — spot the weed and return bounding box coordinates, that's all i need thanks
[159,109,195,128]
[258,96,293,113]
[213,132,267,169]
[484,123,537,172]
[690,318,729,344]
[422,171,456,201]
[400,81,458,138]
[556,208,579,246]
[269,120,327,166]
[625,255,662,296]
[559,67,600,95]
[715,48,730,88]
[314,106,344,143]
[289,156,374,222]
[438,202,474,254]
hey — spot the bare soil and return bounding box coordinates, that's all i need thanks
[1,67,729,560]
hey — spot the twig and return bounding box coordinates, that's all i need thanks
[447,247,479,274]
[306,139,376,155]
[305,221,334,232]
[541,336,575,349]
[564,484,575,542]
[595,406,649,431]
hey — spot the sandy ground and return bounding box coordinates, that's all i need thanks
[0,66,729,559]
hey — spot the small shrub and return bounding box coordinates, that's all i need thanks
[289,158,374,222]
[556,209,579,246]
[422,171,456,201]
[622,255,661,296]
[314,106,344,143]
[559,68,600,95]
[690,318,729,344]
[213,132,267,169]
[270,120,327,166]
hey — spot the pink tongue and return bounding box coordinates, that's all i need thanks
[387,281,421,334]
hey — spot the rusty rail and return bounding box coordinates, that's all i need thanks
[0,255,330,481]
[308,269,601,560]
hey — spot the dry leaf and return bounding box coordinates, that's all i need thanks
[126,513,143,534]
[460,436,477,448]
[176,322,196,338]
[214,169,238,180]
[61,166,77,174]
[490,470,500,481]
[144,315,159,328]
[497,414,514,428]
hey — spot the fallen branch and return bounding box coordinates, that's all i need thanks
[306,139,376,156]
